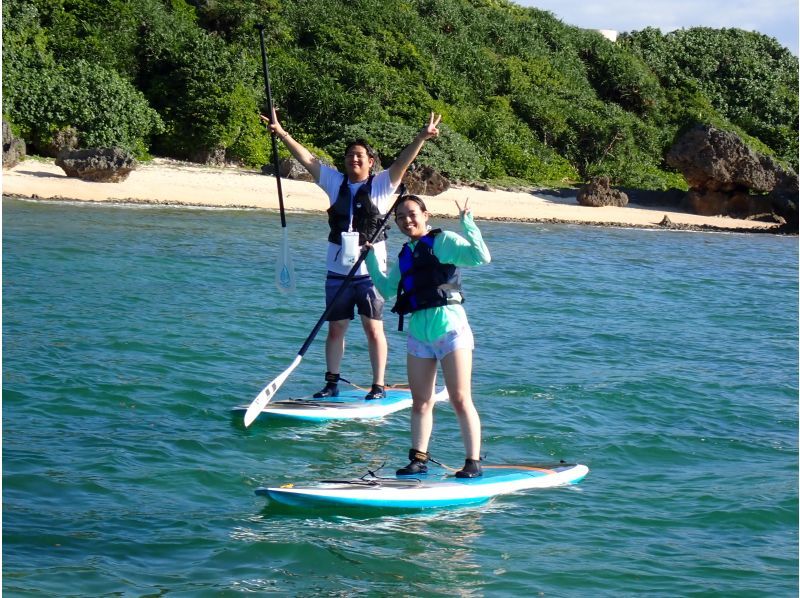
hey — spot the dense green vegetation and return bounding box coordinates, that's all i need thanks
[3,0,797,189]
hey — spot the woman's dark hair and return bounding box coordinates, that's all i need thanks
[344,139,377,161]
[396,194,428,213]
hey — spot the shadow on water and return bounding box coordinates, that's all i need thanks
[254,499,491,521]
[5,199,796,596]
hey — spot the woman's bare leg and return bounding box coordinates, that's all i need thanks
[440,349,481,460]
[406,354,438,452]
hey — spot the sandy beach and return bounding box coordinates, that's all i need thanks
[1,158,780,232]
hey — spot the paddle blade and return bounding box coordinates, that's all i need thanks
[243,355,302,427]
[275,227,295,294]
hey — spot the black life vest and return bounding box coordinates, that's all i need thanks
[391,229,463,331]
[327,175,387,245]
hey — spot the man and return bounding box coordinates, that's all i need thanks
[261,111,442,399]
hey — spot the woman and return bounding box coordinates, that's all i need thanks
[365,195,491,478]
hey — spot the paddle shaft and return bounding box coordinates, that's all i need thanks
[242,171,405,425]
[297,185,407,358]
[256,24,287,228]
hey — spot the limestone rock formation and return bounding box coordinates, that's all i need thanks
[577,176,629,207]
[402,165,450,196]
[3,121,26,169]
[278,157,315,182]
[55,147,137,182]
[666,124,798,230]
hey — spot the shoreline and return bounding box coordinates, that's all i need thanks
[1,158,785,234]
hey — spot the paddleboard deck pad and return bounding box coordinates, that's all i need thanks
[256,463,589,509]
[232,386,448,422]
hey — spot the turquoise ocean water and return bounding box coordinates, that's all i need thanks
[3,197,798,596]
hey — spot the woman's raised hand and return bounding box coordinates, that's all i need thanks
[455,197,471,218]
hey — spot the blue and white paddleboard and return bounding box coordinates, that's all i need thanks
[256,463,589,509]
[232,386,448,423]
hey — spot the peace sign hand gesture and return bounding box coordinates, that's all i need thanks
[420,112,442,140]
[455,197,471,219]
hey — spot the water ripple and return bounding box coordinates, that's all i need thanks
[4,198,797,596]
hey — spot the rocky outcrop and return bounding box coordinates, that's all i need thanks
[658,214,674,228]
[577,176,629,207]
[191,145,225,166]
[278,157,314,182]
[667,125,779,191]
[55,147,137,182]
[262,157,345,182]
[45,126,79,157]
[768,170,799,230]
[402,165,450,196]
[666,124,798,229]
[3,121,26,169]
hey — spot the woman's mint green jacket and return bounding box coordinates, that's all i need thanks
[365,212,491,343]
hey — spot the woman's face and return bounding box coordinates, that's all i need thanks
[395,200,429,239]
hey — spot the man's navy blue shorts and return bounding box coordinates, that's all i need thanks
[324,274,385,321]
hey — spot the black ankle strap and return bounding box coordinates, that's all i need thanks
[408,448,429,463]
[324,371,340,384]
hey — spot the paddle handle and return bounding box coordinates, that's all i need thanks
[297,185,407,358]
[256,24,287,228]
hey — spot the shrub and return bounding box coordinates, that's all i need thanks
[136,14,266,164]
[329,120,486,181]
[462,97,578,184]
[5,58,162,157]
[577,30,664,116]
[5,0,795,185]
[623,26,799,170]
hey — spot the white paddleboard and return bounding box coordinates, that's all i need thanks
[233,386,448,422]
[256,463,589,509]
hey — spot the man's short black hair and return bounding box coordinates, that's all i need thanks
[344,139,377,160]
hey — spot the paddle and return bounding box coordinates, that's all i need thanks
[243,185,407,427]
[256,23,295,294]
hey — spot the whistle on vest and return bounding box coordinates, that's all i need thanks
[340,231,361,266]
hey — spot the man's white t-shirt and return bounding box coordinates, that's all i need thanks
[318,164,397,276]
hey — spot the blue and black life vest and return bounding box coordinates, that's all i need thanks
[327,175,387,245]
[391,229,463,331]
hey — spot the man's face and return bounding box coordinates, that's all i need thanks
[344,145,374,182]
